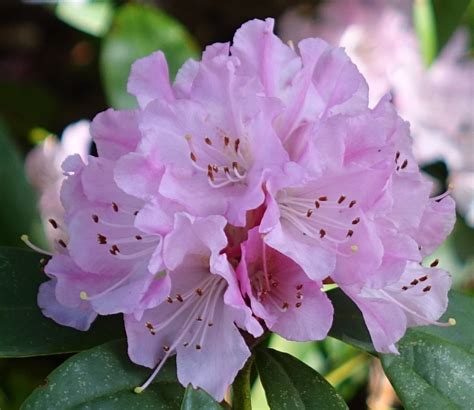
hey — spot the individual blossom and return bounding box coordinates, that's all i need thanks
[279,0,474,225]
[342,261,454,353]
[25,120,91,244]
[31,109,171,330]
[126,213,262,401]
[237,226,333,341]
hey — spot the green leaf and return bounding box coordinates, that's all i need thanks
[0,247,124,358]
[414,0,471,66]
[381,291,474,409]
[256,348,348,410]
[21,340,184,409]
[432,0,471,54]
[413,0,438,66]
[0,121,44,247]
[181,385,224,410]
[326,288,374,353]
[100,4,199,109]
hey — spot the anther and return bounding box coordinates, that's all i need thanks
[422,286,431,292]
[196,317,203,322]
[196,288,203,296]
[318,196,328,201]
[347,229,354,238]
[419,275,428,282]
[315,201,320,209]
[296,284,303,290]
[410,279,419,286]
[183,342,189,347]
[349,200,357,208]
[207,169,215,182]
[146,322,156,335]
[109,244,120,255]
[204,137,212,145]
[176,294,184,302]
[58,239,67,248]
[401,286,408,291]
[306,209,313,217]
[430,259,439,267]
[48,219,58,229]
[282,302,289,310]
[163,345,170,352]
[271,281,279,288]
[112,202,119,212]
[92,214,99,223]
[195,345,202,350]
[135,235,142,240]
[224,136,230,146]
[134,211,139,216]
[190,152,197,162]
[338,195,346,204]
[295,302,302,308]
[319,229,326,238]
[352,217,360,225]
[401,159,408,169]
[395,151,400,162]
[234,139,240,153]
[97,234,107,244]
[208,322,213,327]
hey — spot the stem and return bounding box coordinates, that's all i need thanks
[232,355,254,410]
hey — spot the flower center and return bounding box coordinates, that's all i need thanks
[277,189,360,254]
[185,131,250,188]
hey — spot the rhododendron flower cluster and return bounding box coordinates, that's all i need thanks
[29,19,456,400]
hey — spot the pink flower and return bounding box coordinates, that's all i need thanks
[237,227,333,341]
[342,261,453,353]
[126,213,262,401]
[27,17,457,400]
[279,0,474,225]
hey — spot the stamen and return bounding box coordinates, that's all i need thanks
[380,290,456,327]
[79,269,135,301]
[21,235,54,256]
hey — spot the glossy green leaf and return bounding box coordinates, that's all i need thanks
[100,3,199,109]
[256,348,348,410]
[381,291,474,409]
[0,121,44,247]
[181,385,224,410]
[0,247,124,358]
[326,288,374,353]
[21,340,184,409]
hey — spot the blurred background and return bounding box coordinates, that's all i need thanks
[0,0,472,408]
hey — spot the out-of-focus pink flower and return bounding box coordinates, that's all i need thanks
[25,120,91,244]
[279,0,474,225]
